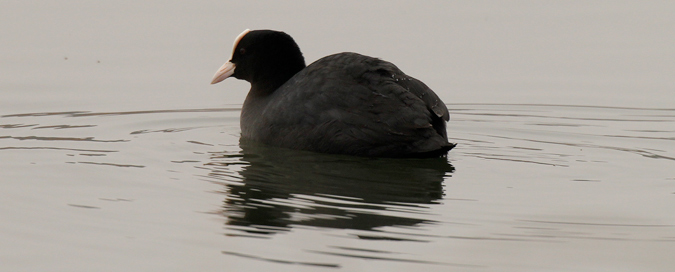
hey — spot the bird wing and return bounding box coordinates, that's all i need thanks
[261,53,450,156]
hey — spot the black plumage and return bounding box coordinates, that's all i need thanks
[212,29,455,158]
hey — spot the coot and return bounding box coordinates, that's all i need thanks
[211,29,455,158]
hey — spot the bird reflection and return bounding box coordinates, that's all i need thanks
[205,139,455,236]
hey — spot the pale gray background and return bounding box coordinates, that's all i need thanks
[2,1,673,113]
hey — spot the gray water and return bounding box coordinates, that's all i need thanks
[2,1,674,271]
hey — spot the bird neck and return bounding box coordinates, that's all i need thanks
[249,61,306,96]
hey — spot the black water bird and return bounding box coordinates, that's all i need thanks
[211,29,455,158]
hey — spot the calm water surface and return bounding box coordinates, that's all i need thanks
[2,104,673,271]
[2,1,675,271]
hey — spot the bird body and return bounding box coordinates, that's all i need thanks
[212,29,454,158]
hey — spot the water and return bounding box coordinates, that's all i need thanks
[2,104,673,271]
[2,1,675,271]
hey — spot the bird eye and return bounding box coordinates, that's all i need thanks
[239,48,246,55]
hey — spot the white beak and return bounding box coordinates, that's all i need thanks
[211,61,235,84]
[211,29,250,85]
